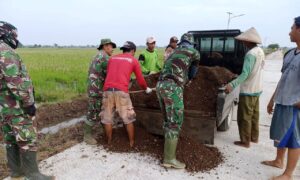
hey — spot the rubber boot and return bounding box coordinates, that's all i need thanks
[162,138,186,169]
[6,144,24,179]
[83,123,97,145]
[21,151,54,180]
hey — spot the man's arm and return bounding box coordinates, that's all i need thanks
[188,50,201,80]
[164,47,172,60]
[229,54,256,89]
[0,55,35,107]
[267,86,278,114]
[133,60,148,90]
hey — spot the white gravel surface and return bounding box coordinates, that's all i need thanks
[5,51,300,180]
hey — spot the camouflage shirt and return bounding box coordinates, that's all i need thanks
[87,50,109,97]
[0,41,35,110]
[160,47,200,87]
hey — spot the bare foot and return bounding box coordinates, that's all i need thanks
[271,174,292,180]
[234,141,250,148]
[261,160,284,169]
[129,141,134,148]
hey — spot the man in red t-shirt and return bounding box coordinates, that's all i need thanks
[101,41,153,147]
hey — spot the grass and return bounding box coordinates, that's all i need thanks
[17,48,165,103]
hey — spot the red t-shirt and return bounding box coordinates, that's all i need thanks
[104,53,148,93]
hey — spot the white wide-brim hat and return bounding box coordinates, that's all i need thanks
[235,27,262,44]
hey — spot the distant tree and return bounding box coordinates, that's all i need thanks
[268,43,279,49]
[54,43,58,48]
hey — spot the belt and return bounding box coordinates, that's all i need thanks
[106,88,121,92]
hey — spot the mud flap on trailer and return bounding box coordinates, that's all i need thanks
[216,86,240,131]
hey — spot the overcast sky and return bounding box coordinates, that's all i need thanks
[0,0,298,47]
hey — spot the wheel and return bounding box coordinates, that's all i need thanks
[217,105,233,131]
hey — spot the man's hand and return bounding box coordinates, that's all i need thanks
[294,102,300,109]
[23,104,36,116]
[145,87,153,94]
[225,84,233,94]
[267,99,275,114]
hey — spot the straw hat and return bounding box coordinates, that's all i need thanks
[235,27,262,44]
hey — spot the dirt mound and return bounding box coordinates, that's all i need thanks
[184,66,236,112]
[97,126,223,173]
[1,124,222,178]
[130,66,236,112]
[0,123,85,179]
[36,96,88,129]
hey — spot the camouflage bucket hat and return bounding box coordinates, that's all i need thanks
[178,33,195,45]
[97,39,116,50]
[0,21,19,49]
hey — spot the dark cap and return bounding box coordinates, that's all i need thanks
[295,16,300,27]
[170,36,179,43]
[120,41,136,51]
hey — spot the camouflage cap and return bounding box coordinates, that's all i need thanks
[0,21,19,49]
[178,33,195,45]
[97,38,117,50]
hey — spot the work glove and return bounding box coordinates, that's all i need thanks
[23,104,36,116]
[149,71,157,75]
[145,87,153,94]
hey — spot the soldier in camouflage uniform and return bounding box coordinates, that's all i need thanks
[156,33,200,169]
[0,21,54,180]
[85,39,116,145]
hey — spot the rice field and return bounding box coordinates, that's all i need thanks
[17,48,165,103]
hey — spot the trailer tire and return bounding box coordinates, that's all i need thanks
[217,105,233,131]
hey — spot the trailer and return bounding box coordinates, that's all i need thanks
[131,29,247,144]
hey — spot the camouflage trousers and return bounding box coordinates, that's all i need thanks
[85,96,102,126]
[156,80,184,139]
[0,106,37,151]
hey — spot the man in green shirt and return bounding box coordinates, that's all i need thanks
[138,37,162,74]
[225,27,265,148]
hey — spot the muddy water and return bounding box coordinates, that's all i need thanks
[39,116,85,135]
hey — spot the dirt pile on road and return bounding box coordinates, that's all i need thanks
[130,66,236,112]
[98,126,223,173]
[38,124,84,160]
[0,123,85,179]
[36,96,88,129]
